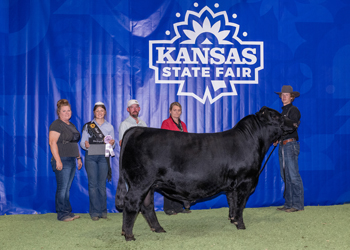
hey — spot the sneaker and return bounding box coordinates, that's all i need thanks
[72,215,80,220]
[276,206,288,211]
[62,217,74,222]
[91,216,99,221]
[285,208,302,213]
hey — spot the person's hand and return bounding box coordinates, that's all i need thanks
[56,160,63,171]
[109,139,115,146]
[273,141,279,147]
[77,159,82,170]
[85,141,90,149]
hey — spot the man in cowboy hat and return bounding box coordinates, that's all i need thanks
[274,85,304,212]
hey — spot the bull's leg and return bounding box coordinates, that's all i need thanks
[226,190,237,221]
[183,200,191,209]
[141,189,166,233]
[122,190,143,241]
[231,180,256,230]
[122,209,138,241]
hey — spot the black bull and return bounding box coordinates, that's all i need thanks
[115,107,296,241]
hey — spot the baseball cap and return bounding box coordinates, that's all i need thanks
[127,99,139,107]
[94,101,105,106]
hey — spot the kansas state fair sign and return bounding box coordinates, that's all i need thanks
[149,4,264,104]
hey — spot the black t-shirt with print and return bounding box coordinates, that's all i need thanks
[49,119,80,157]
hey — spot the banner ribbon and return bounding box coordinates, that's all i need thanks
[104,135,115,157]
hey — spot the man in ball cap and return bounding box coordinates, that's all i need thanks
[274,85,304,212]
[118,99,147,146]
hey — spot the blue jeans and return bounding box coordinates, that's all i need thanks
[51,157,77,221]
[85,154,108,218]
[279,141,304,210]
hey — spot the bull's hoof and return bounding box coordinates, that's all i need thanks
[235,223,246,230]
[151,227,166,233]
[155,227,166,233]
[230,219,237,224]
[125,234,136,241]
[231,220,246,229]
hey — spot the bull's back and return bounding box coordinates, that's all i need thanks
[121,126,261,199]
[122,126,260,173]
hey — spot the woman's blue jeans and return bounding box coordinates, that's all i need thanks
[51,157,77,221]
[85,154,108,218]
[278,141,304,210]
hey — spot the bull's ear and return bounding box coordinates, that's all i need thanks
[256,107,269,122]
[256,106,268,116]
[259,106,268,114]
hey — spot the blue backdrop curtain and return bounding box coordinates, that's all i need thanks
[1,0,350,215]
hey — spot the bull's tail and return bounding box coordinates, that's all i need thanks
[115,172,127,210]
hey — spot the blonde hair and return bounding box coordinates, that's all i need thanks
[290,93,295,102]
[169,102,182,111]
[56,99,71,116]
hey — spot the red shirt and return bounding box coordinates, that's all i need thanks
[161,116,188,132]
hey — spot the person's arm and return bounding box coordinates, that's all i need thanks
[77,157,83,170]
[161,119,171,130]
[286,107,301,128]
[119,122,127,147]
[289,107,301,124]
[49,131,63,171]
[80,125,90,150]
[109,126,115,148]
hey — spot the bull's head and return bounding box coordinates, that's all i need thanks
[256,106,296,135]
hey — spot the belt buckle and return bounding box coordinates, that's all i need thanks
[283,138,295,145]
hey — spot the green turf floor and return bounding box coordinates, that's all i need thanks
[1,205,350,250]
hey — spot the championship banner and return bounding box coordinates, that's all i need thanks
[0,0,349,215]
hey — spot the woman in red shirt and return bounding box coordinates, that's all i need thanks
[161,102,188,132]
[161,102,191,215]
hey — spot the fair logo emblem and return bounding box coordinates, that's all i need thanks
[149,4,264,104]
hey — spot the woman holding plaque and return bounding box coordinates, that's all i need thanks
[49,99,82,222]
[80,102,115,221]
[161,102,191,215]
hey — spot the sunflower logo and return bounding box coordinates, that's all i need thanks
[181,17,232,45]
[90,123,95,128]
[149,4,264,104]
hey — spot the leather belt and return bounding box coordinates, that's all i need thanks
[282,138,296,145]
